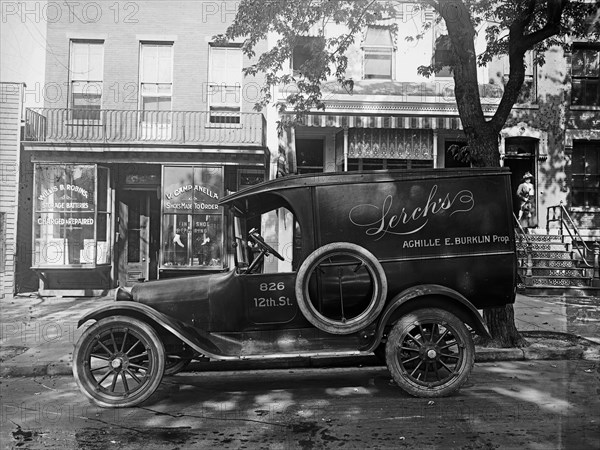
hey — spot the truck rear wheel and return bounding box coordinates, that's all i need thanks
[385,308,474,397]
[295,242,387,335]
[73,316,165,408]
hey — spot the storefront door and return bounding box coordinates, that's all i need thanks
[118,190,159,286]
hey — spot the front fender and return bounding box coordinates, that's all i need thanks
[78,302,235,360]
[368,284,490,352]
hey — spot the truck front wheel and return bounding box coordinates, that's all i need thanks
[73,316,165,407]
[385,308,474,397]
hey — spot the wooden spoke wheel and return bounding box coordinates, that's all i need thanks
[385,308,474,397]
[73,316,165,408]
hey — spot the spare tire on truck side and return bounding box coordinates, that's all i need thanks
[295,242,388,335]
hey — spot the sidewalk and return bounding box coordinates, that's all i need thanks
[0,292,598,377]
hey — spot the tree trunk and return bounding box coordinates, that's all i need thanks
[435,0,527,348]
[483,305,528,348]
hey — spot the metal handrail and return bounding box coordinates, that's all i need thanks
[513,212,532,245]
[546,202,593,267]
[513,213,534,280]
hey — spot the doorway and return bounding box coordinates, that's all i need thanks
[118,190,160,286]
[503,138,537,221]
[296,138,325,174]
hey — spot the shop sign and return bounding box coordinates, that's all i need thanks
[37,183,91,212]
[164,184,220,211]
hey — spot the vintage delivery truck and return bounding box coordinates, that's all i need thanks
[73,168,518,407]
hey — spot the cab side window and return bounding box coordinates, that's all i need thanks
[260,207,297,274]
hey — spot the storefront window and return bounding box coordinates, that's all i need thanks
[161,166,223,268]
[33,164,111,267]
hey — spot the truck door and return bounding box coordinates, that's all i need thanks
[242,272,298,325]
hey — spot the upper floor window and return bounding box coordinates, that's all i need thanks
[572,44,600,107]
[208,45,242,124]
[296,138,324,174]
[571,141,599,208]
[291,36,324,76]
[140,42,173,123]
[432,18,452,79]
[432,35,453,78]
[69,41,103,121]
[503,51,536,104]
[362,27,395,80]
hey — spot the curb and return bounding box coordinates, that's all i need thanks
[1,346,598,378]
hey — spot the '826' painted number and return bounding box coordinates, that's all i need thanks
[259,282,285,292]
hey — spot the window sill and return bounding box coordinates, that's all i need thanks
[206,122,242,129]
[568,207,600,213]
[66,121,103,127]
[512,104,539,109]
[32,264,111,270]
[569,105,600,111]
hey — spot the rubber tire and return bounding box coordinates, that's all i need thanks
[295,242,388,335]
[73,316,165,408]
[385,308,474,398]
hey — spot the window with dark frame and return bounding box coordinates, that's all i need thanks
[208,45,242,124]
[571,43,600,107]
[502,51,536,104]
[571,141,599,208]
[291,36,325,76]
[363,27,394,80]
[69,41,103,121]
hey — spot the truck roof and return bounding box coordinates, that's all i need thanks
[220,167,511,206]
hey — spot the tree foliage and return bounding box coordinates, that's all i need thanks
[222,0,598,164]
[222,0,599,347]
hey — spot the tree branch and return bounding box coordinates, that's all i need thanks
[330,0,379,58]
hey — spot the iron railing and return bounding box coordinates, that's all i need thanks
[547,202,593,267]
[24,108,266,146]
[513,213,533,281]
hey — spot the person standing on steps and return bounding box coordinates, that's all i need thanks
[517,172,535,231]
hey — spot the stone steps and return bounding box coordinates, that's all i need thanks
[516,229,598,297]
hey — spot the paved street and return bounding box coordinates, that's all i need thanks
[2,360,599,449]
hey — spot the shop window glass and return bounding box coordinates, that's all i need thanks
[161,166,223,268]
[347,158,431,171]
[33,164,111,267]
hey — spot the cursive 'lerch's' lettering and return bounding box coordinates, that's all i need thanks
[349,185,474,240]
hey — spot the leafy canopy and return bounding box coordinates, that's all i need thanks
[220,0,598,122]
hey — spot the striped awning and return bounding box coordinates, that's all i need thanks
[288,114,463,130]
